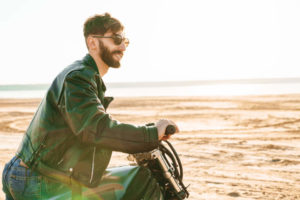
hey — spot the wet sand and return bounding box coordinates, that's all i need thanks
[0,95,299,199]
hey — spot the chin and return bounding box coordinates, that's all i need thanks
[109,63,121,69]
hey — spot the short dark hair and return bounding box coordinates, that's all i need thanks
[83,13,124,39]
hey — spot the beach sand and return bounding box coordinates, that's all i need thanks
[0,95,299,199]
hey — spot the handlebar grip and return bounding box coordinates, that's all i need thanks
[165,125,176,135]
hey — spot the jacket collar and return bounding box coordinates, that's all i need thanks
[82,54,107,92]
[82,54,98,73]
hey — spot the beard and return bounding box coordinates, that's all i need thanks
[98,40,122,68]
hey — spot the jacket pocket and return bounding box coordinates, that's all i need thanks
[8,162,42,199]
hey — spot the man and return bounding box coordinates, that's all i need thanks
[2,13,179,199]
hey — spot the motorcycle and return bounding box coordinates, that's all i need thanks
[52,125,189,200]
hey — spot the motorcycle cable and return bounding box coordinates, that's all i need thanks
[160,143,181,179]
[160,125,190,199]
[159,141,189,199]
[163,125,184,180]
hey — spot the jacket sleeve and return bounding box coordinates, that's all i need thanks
[60,71,159,154]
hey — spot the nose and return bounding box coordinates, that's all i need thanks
[119,42,126,51]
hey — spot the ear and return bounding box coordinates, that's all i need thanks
[86,36,97,51]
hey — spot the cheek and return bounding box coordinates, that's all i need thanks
[90,40,99,51]
[97,44,105,55]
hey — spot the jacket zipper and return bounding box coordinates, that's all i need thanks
[89,147,96,184]
[57,158,64,166]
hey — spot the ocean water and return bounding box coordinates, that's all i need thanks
[0,78,300,98]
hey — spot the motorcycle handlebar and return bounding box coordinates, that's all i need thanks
[146,123,176,136]
[165,125,176,135]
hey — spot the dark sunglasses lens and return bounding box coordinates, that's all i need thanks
[113,35,123,45]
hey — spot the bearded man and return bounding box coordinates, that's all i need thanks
[2,13,178,199]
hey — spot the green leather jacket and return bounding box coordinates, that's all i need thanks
[16,54,158,187]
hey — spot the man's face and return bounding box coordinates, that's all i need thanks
[97,31,126,68]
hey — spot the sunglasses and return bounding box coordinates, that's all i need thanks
[92,34,129,47]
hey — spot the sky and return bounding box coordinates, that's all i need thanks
[0,0,300,84]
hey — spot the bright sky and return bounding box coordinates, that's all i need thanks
[0,0,299,84]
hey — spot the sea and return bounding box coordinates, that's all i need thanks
[0,78,300,98]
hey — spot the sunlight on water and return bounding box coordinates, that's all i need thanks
[106,83,300,97]
[0,82,300,98]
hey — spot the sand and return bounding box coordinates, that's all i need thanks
[0,95,299,200]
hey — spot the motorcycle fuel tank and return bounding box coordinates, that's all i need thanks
[50,166,164,200]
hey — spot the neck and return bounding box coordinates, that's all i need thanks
[90,52,109,77]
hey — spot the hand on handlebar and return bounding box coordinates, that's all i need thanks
[155,119,179,140]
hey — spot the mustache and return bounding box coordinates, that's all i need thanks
[112,51,123,56]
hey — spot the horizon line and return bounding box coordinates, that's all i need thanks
[1,77,300,90]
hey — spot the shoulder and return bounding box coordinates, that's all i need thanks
[48,59,100,101]
[65,61,99,89]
